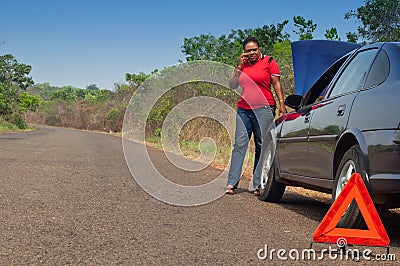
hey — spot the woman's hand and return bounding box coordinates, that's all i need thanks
[278,101,287,116]
[237,52,248,69]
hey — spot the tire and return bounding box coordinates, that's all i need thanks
[332,144,369,228]
[259,159,286,202]
[258,133,286,202]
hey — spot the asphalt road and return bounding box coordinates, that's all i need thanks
[1,125,399,265]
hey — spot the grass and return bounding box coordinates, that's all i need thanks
[144,136,257,180]
[0,121,36,134]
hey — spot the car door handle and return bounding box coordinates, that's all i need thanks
[304,112,311,123]
[337,104,346,116]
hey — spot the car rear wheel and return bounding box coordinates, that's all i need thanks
[333,144,368,228]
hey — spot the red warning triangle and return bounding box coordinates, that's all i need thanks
[313,173,390,247]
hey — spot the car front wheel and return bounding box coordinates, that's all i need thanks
[258,145,286,202]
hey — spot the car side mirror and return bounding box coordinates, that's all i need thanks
[284,94,304,111]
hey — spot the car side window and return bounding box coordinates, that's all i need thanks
[327,49,378,98]
[303,55,349,106]
[364,49,390,89]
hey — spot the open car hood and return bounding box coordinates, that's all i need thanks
[291,40,362,96]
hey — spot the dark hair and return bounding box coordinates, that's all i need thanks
[243,36,259,49]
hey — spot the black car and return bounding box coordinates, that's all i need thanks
[259,42,400,228]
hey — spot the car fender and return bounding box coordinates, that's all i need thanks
[334,128,370,182]
[271,118,287,184]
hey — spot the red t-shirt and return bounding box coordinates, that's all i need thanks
[237,56,280,109]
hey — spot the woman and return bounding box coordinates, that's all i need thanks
[226,36,287,195]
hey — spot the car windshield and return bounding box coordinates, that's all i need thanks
[303,55,349,106]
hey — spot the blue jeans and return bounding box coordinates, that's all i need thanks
[227,106,275,189]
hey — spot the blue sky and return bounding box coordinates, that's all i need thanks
[1,0,365,90]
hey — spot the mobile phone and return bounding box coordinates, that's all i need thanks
[242,54,248,64]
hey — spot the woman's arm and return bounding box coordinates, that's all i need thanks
[271,75,287,115]
[228,67,241,89]
[228,52,248,89]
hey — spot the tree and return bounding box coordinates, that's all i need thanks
[181,21,290,66]
[29,82,59,100]
[125,72,151,86]
[270,40,294,95]
[345,0,400,42]
[293,16,317,40]
[125,69,159,87]
[346,32,359,43]
[18,92,40,113]
[0,54,33,89]
[0,54,34,127]
[86,84,99,90]
[229,20,290,55]
[181,33,242,65]
[49,86,79,102]
[182,33,221,61]
[324,27,340,41]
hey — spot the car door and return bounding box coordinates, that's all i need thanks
[277,55,350,178]
[307,48,380,179]
[277,110,311,177]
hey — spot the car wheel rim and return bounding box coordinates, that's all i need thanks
[335,160,356,200]
[260,150,272,190]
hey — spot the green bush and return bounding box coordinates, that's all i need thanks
[13,114,27,129]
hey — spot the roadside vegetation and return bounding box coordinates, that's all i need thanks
[0,120,35,134]
[1,0,399,170]
[0,54,39,131]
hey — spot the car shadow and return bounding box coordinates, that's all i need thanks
[274,189,400,248]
